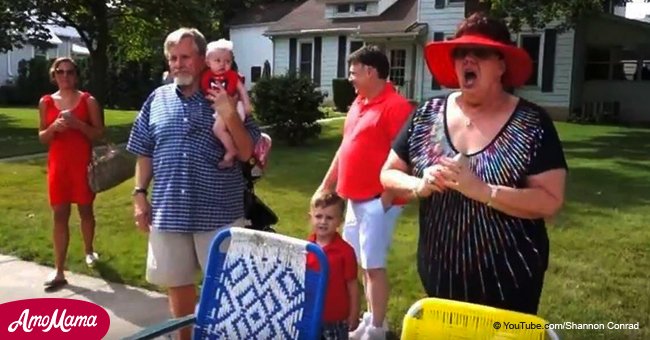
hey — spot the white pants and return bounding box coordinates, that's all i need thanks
[342,198,402,270]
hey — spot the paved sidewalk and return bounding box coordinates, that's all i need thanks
[0,254,171,339]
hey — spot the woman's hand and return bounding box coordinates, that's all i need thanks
[438,157,489,201]
[62,114,85,130]
[50,117,68,132]
[414,164,448,197]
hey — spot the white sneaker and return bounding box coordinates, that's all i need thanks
[85,252,99,267]
[349,312,372,339]
[361,325,387,340]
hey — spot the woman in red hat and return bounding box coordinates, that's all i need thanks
[380,12,568,314]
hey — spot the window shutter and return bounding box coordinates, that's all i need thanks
[314,36,322,86]
[435,0,445,9]
[541,29,556,92]
[431,32,445,90]
[337,36,347,78]
[289,38,297,74]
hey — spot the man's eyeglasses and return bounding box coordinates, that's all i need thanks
[55,69,76,76]
[452,47,501,60]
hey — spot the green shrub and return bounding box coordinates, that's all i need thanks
[1,55,163,110]
[252,72,325,146]
[14,57,56,105]
[332,78,356,112]
[0,86,14,106]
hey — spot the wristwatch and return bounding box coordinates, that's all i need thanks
[132,187,148,197]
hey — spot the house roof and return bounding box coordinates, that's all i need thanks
[228,2,306,27]
[45,25,81,39]
[265,0,420,37]
[594,11,650,30]
[315,0,371,4]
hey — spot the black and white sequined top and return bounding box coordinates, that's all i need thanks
[392,94,568,308]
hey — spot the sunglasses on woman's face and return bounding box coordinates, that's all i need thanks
[55,69,76,76]
[452,47,501,60]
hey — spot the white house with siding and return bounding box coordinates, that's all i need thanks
[0,25,89,85]
[231,0,650,122]
[227,2,304,90]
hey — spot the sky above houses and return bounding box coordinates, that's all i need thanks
[625,0,650,19]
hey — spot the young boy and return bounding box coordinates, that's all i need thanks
[201,38,253,168]
[307,192,360,340]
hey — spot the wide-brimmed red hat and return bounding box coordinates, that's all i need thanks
[424,34,533,88]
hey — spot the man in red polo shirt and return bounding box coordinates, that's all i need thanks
[315,45,413,340]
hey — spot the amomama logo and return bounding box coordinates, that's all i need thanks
[0,298,110,340]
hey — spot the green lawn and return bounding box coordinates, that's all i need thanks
[0,107,137,158]
[0,106,345,159]
[0,120,648,339]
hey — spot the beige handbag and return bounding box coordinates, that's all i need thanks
[87,141,136,193]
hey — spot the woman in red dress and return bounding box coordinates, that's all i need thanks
[38,57,104,289]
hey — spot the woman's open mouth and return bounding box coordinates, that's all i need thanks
[463,70,477,88]
[463,70,477,87]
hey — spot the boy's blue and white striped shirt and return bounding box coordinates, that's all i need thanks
[126,84,261,233]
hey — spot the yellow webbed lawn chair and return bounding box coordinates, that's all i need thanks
[401,297,560,339]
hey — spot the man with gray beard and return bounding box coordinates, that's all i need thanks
[126,27,261,340]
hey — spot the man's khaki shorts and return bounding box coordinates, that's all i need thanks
[145,218,247,288]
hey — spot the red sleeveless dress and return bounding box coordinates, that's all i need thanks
[42,92,94,206]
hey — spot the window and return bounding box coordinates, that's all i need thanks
[618,48,639,81]
[584,46,650,81]
[640,61,650,81]
[350,40,364,54]
[449,0,464,3]
[389,49,406,86]
[585,47,611,81]
[520,35,541,86]
[251,66,261,83]
[354,3,367,12]
[335,3,368,16]
[299,42,313,78]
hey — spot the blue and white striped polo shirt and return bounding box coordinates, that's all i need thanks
[126,84,261,233]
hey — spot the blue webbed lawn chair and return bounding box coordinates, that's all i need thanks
[124,227,329,340]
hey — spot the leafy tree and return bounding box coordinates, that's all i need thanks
[465,0,648,32]
[0,0,300,105]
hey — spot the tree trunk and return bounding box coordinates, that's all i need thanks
[89,50,108,117]
[88,0,110,121]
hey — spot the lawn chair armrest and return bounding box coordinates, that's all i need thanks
[122,315,196,340]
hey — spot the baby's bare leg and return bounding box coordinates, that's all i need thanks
[212,114,237,168]
[236,101,246,121]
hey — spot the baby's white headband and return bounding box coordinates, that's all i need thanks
[207,39,233,54]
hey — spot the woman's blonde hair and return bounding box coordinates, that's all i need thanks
[49,57,78,83]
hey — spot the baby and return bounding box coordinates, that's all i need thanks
[201,39,252,168]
